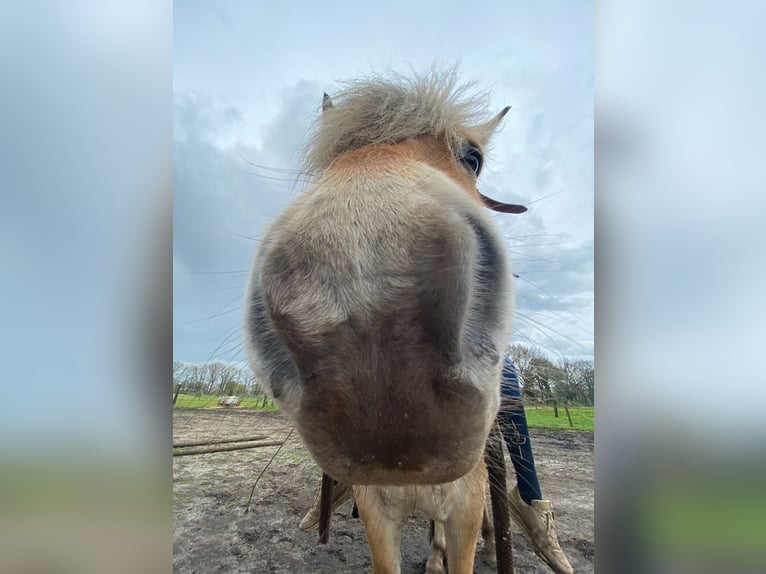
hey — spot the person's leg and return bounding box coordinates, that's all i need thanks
[497,358,543,504]
[497,357,573,574]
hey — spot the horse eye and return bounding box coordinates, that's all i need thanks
[459,145,483,177]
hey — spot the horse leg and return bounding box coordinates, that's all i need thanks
[430,491,494,572]
[482,501,497,567]
[425,520,447,574]
[443,465,487,574]
[354,486,404,574]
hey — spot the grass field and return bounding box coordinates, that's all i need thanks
[174,394,593,431]
[523,405,593,431]
[173,393,278,410]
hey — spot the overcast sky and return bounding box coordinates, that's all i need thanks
[173,1,593,365]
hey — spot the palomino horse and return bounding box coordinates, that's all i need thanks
[244,69,521,573]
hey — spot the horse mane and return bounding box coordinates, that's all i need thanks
[301,66,492,176]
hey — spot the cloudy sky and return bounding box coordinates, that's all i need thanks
[173,0,593,365]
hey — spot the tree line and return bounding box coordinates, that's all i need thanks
[173,344,594,407]
[506,344,594,407]
[173,361,261,397]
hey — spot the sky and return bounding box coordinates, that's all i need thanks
[173,0,594,366]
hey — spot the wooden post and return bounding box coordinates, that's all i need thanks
[318,473,334,544]
[485,422,513,574]
[564,403,574,427]
[553,399,559,418]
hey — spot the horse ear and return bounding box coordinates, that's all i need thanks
[322,93,334,112]
[469,106,511,146]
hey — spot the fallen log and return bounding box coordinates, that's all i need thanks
[172,435,268,448]
[173,440,284,456]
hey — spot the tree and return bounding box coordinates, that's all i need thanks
[173,360,187,404]
[506,344,559,402]
[215,363,236,395]
[185,364,206,396]
[506,344,594,406]
[171,361,263,398]
[173,361,187,389]
[555,358,594,406]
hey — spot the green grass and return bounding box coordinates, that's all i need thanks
[173,393,279,410]
[522,405,593,431]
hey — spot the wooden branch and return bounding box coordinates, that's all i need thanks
[173,435,268,448]
[172,440,283,456]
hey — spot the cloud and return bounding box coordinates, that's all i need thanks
[173,82,329,363]
[173,66,593,363]
[482,90,593,361]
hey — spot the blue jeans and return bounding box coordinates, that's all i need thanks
[497,357,543,504]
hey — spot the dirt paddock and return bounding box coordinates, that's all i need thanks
[173,408,593,573]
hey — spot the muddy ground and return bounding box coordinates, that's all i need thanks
[173,408,593,574]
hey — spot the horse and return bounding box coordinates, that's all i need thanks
[244,68,521,573]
